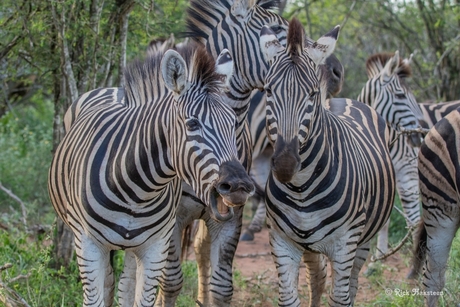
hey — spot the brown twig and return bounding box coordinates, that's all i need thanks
[0,182,28,229]
[371,224,417,262]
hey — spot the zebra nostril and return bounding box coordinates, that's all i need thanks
[217,183,232,195]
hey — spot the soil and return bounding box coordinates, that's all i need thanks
[229,227,414,306]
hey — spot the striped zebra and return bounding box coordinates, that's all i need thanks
[357,52,425,257]
[259,18,395,306]
[419,100,460,127]
[241,55,344,241]
[408,107,460,307]
[156,1,291,305]
[48,43,255,306]
[156,1,348,306]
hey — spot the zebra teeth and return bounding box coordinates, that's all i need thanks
[218,197,230,216]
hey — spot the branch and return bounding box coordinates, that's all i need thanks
[389,126,430,147]
[371,224,417,262]
[0,263,32,307]
[0,182,27,228]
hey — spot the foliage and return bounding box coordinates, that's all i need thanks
[0,96,54,225]
[283,0,460,102]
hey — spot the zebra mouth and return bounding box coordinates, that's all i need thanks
[210,190,234,222]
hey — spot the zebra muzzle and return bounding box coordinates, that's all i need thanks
[210,191,234,222]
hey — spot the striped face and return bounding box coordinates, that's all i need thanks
[259,19,339,182]
[358,51,424,147]
[162,48,255,221]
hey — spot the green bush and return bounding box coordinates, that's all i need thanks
[0,97,54,225]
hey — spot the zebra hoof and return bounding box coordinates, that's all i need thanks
[240,230,254,241]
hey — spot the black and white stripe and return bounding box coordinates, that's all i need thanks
[48,44,254,306]
[260,19,395,306]
[357,52,425,256]
[409,107,460,307]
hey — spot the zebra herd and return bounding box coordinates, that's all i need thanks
[47,0,460,306]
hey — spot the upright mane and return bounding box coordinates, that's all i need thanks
[366,52,412,81]
[286,18,305,63]
[184,0,280,43]
[124,42,222,106]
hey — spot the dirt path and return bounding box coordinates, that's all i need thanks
[232,228,412,306]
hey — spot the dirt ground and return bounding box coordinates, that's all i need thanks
[230,227,413,306]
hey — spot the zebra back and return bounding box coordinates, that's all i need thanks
[419,100,460,128]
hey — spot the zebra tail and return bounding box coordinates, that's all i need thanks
[407,221,427,279]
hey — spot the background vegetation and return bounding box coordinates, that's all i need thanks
[1,0,459,306]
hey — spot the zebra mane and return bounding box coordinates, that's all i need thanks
[184,0,280,43]
[286,18,305,63]
[124,42,222,106]
[366,52,412,81]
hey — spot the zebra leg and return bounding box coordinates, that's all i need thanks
[241,146,271,241]
[302,251,327,307]
[270,229,303,307]
[376,152,420,257]
[327,239,361,306]
[131,233,172,306]
[349,242,370,305]
[74,232,111,307]
[240,197,265,241]
[118,250,136,307]
[206,206,244,306]
[104,257,115,307]
[423,213,458,307]
[376,219,389,258]
[195,219,212,306]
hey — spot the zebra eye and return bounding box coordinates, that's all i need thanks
[310,90,319,99]
[270,25,283,34]
[265,88,272,97]
[185,118,201,131]
[395,93,406,99]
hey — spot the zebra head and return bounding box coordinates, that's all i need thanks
[259,18,339,183]
[358,51,424,147]
[161,45,255,221]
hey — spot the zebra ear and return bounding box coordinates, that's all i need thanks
[306,25,340,66]
[381,50,400,81]
[231,0,251,20]
[215,49,234,89]
[161,49,188,95]
[259,25,284,65]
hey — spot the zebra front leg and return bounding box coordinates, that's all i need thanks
[195,219,212,306]
[206,206,244,306]
[118,250,136,307]
[129,233,172,306]
[270,229,303,307]
[423,214,458,307]
[302,251,327,307]
[376,219,389,258]
[327,237,362,307]
[155,219,186,307]
[74,232,112,307]
[349,242,370,305]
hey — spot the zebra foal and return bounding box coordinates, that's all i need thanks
[408,107,460,307]
[48,44,254,306]
[260,19,395,306]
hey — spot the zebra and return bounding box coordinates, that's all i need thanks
[408,107,460,307]
[259,18,395,306]
[155,1,348,306]
[419,100,460,127]
[48,43,255,307]
[357,52,425,257]
[241,55,344,241]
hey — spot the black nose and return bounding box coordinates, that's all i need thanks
[216,160,255,196]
